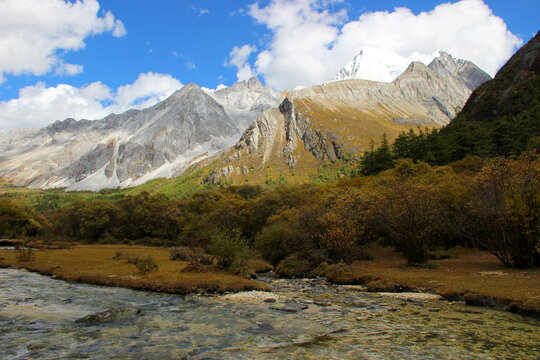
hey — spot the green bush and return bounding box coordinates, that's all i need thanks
[131,254,158,274]
[208,230,250,276]
[254,222,289,265]
[276,253,315,278]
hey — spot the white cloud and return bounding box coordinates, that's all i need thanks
[199,8,210,16]
[0,73,183,131]
[0,0,126,83]
[244,0,522,90]
[227,44,257,81]
[54,62,84,77]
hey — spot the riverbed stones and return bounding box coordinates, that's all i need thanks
[270,302,308,313]
[75,307,142,325]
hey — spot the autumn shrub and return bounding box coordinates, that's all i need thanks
[470,153,540,268]
[325,263,360,284]
[15,244,35,262]
[132,254,159,274]
[0,197,42,238]
[208,230,251,276]
[276,253,314,278]
[254,222,290,265]
[181,261,210,273]
[368,183,441,265]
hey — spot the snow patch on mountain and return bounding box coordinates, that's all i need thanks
[333,48,437,83]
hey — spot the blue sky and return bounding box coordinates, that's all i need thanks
[0,0,538,130]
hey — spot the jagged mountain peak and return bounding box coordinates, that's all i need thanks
[427,51,491,90]
[334,48,491,91]
[332,47,436,83]
[0,77,281,191]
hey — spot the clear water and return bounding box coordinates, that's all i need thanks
[0,269,538,359]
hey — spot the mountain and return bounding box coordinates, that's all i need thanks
[333,47,434,82]
[385,31,540,164]
[334,48,491,91]
[206,77,281,128]
[203,58,482,184]
[427,51,492,90]
[0,78,280,190]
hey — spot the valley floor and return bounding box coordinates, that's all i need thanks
[0,244,269,295]
[350,248,540,316]
[0,244,538,316]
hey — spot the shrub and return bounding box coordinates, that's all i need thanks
[430,247,460,260]
[208,230,251,276]
[15,245,35,262]
[169,246,214,265]
[325,263,360,284]
[470,153,540,268]
[131,254,158,274]
[254,222,289,265]
[276,253,315,278]
[181,261,211,273]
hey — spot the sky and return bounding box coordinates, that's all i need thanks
[0,0,538,131]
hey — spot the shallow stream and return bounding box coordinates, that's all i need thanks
[0,269,538,359]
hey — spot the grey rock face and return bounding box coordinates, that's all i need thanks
[427,51,492,90]
[0,78,279,190]
[207,59,481,182]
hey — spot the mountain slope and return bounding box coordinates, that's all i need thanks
[334,48,491,92]
[389,31,540,164]
[203,60,479,184]
[0,79,279,190]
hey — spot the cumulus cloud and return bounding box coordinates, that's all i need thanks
[0,73,183,131]
[54,62,85,77]
[0,0,126,83]
[244,0,522,90]
[227,45,257,81]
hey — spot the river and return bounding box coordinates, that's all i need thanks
[0,269,538,359]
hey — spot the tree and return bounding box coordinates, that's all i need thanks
[361,134,395,175]
[471,152,540,268]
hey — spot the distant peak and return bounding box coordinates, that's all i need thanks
[182,83,201,91]
[247,76,264,88]
[405,61,429,72]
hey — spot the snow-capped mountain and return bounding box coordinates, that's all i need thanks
[333,47,436,83]
[0,77,280,190]
[204,56,489,184]
[333,48,491,90]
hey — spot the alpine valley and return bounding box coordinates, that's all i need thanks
[0,51,490,190]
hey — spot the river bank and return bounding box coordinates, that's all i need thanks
[0,244,269,294]
[2,268,539,359]
[345,248,540,317]
[0,244,538,316]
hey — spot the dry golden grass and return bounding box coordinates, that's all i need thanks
[0,244,270,294]
[352,248,540,313]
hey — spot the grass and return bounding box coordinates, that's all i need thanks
[349,247,540,314]
[0,244,270,294]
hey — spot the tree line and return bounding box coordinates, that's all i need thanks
[2,152,539,271]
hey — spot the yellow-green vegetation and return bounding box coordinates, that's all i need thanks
[1,152,538,312]
[293,97,436,153]
[349,247,540,314]
[0,245,270,294]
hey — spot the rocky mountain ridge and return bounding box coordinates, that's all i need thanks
[0,78,280,190]
[334,49,491,88]
[0,51,491,190]
[204,55,490,184]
